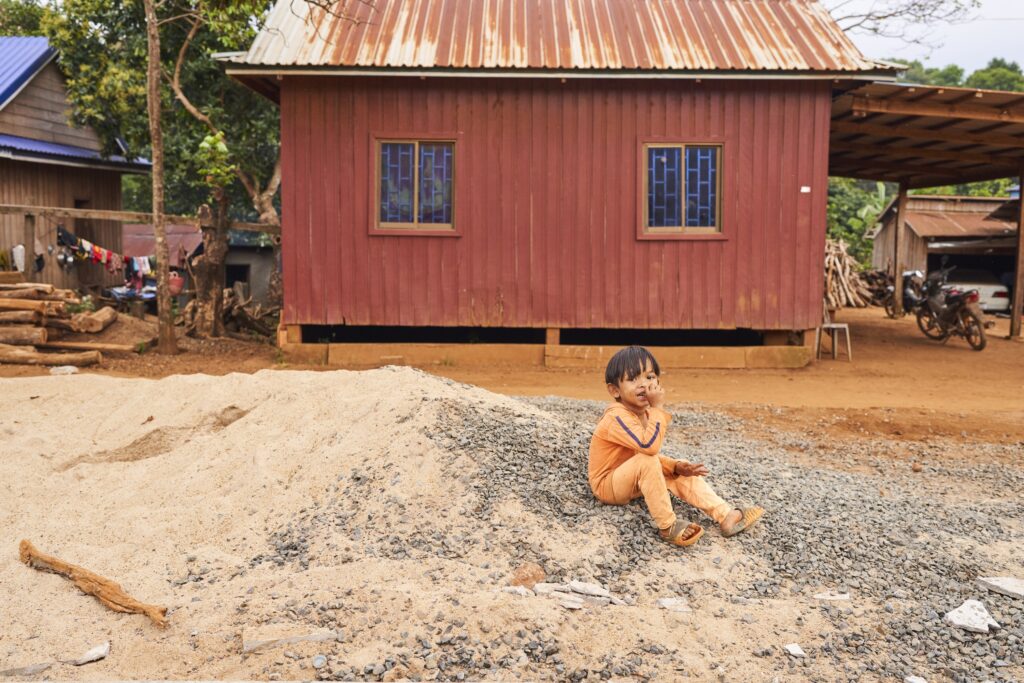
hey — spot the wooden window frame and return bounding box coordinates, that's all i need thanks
[638,140,726,242]
[371,134,459,237]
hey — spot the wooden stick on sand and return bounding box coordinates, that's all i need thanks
[18,540,168,627]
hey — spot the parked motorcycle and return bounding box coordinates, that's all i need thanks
[883,270,925,318]
[914,265,987,351]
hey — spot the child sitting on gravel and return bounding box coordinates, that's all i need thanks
[588,346,764,547]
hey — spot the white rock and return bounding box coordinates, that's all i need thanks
[502,585,534,597]
[813,591,851,601]
[559,595,585,610]
[944,600,1000,634]
[533,583,563,595]
[582,596,611,607]
[610,596,627,606]
[71,642,110,666]
[0,663,53,677]
[655,597,692,613]
[242,628,340,654]
[904,676,928,683]
[976,577,1024,600]
[783,643,806,658]
[567,580,610,598]
[49,365,79,375]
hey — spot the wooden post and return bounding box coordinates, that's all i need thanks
[22,213,35,273]
[545,328,560,346]
[1011,168,1024,339]
[893,181,909,314]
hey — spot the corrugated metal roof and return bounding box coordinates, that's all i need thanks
[240,0,884,73]
[0,36,56,110]
[122,224,203,259]
[0,133,151,172]
[908,210,1017,239]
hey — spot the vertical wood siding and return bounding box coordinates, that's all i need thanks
[0,159,123,289]
[281,77,832,330]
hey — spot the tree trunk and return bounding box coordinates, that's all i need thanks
[143,0,177,355]
[0,343,100,367]
[191,192,230,338]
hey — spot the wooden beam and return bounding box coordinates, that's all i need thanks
[545,328,560,345]
[831,159,963,178]
[832,121,1024,149]
[894,182,909,314]
[23,213,35,274]
[851,95,1024,125]
[829,141,1023,166]
[1012,169,1024,339]
[0,204,280,235]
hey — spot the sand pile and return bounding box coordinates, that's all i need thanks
[1,368,756,681]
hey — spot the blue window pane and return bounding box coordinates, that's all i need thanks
[380,142,415,223]
[419,142,454,224]
[648,147,682,227]
[685,146,718,227]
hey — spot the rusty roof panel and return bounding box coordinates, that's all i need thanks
[908,210,1017,239]
[243,0,883,72]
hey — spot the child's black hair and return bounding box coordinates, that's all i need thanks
[605,346,661,386]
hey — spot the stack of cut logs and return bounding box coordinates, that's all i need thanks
[824,239,874,309]
[0,283,126,367]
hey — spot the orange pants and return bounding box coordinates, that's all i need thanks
[593,454,732,530]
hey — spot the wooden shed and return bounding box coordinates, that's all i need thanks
[0,37,148,290]
[223,0,893,349]
[871,195,1018,275]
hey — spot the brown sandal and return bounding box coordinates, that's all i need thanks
[722,507,764,538]
[659,520,705,547]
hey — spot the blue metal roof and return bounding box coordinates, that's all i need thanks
[0,36,56,110]
[0,133,150,172]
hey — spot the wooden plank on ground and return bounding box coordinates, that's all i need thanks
[38,340,137,354]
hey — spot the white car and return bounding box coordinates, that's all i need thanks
[945,269,1010,313]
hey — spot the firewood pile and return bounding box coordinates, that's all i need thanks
[860,269,894,306]
[178,283,278,340]
[0,282,132,367]
[824,239,874,309]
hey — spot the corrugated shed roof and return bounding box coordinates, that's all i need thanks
[123,224,203,259]
[908,210,1018,239]
[0,36,56,110]
[0,133,151,172]
[239,0,884,73]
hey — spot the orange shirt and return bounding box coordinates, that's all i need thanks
[588,403,677,492]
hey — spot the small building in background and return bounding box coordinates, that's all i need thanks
[0,36,149,290]
[225,230,276,306]
[871,195,1018,277]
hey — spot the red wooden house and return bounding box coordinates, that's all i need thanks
[224,0,892,352]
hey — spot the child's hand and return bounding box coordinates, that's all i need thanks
[674,461,710,477]
[647,381,665,409]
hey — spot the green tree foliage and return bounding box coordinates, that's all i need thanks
[0,0,46,35]
[828,179,893,266]
[889,58,964,86]
[964,58,1024,91]
[42,0,279,219]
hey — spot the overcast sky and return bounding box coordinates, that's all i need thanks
[839,0,1024,73]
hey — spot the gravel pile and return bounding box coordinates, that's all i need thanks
[249,379,1021,683]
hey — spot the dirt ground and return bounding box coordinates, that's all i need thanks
[3,306,1022,446]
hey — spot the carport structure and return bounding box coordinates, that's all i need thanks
[829,82,1024,337]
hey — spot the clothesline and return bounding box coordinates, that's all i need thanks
[56,225,157,280]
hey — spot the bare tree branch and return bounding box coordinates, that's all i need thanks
[823,0,981,46]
